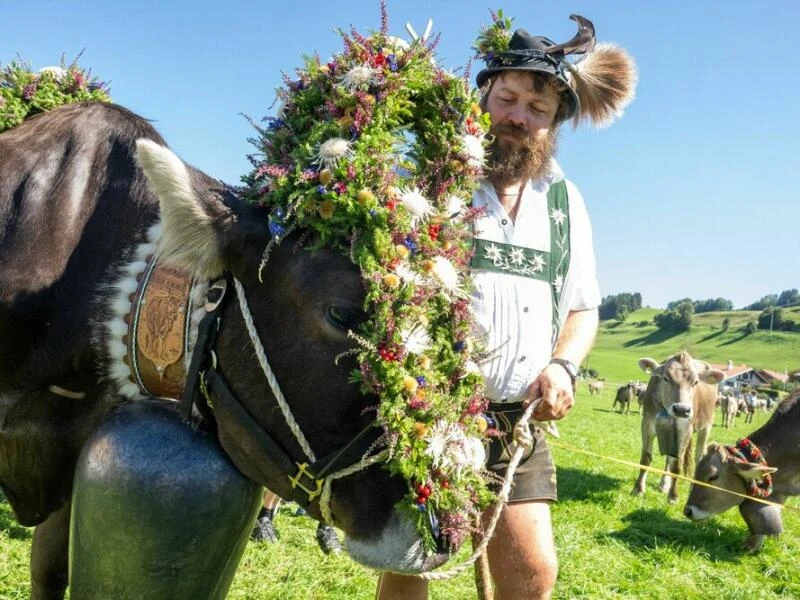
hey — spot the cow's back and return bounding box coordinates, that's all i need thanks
[0,102,163,387]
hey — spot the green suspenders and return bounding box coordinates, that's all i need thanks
[470,180,570,347]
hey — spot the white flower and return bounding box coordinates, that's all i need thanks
[509,248,525,266]
[530,254,546,273]
[38,66,66,80]
[394,261,421,284]
[430,256,459,292]
[550,208,567,226]
[484,243,503,265]
[400,323,432,355]
[446,195,466,219]
[553,274,564,293]
[462,134,485,167]
[425,421,485,478]
[338,64,381,92]
[313,138,354,169]
[399,187,434,225]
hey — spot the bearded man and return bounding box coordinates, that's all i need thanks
[377,16,636,600]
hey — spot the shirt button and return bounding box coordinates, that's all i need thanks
[501,219,508,225]
[523,307,529,313]
[519,356,527,362]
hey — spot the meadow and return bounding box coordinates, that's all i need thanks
[1,383,797,599]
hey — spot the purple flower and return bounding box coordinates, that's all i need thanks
[22,83,37,100]
[316,185,327,194]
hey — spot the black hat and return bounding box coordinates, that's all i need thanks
[476,15,599,122]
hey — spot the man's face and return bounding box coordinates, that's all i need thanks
[484,71,561,186]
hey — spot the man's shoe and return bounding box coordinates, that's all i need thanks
[250,508,279,543]
[315,524,342,555]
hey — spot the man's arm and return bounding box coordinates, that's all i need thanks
[525,307,599,420]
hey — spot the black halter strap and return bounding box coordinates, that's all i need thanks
[180,274,382,509]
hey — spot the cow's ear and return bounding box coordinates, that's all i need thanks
[135,139,232,279]
[733,462,778,480]
[638,358,659,373]
[700,369,725,384]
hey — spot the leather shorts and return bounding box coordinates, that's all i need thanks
[484,402,558,503]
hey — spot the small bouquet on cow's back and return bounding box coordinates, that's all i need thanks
[243,15,496,549]
[0,55,111,133]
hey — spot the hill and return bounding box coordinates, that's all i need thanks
[587,308,800,384]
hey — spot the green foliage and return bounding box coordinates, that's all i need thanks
[0,57,111,132]
[777,288,800,307]
[746,293,778,310]
[655,299,693,332]
[693,297,733,313]
[472,9,514,61]
[758,307,784,331]
[599,292,642,321]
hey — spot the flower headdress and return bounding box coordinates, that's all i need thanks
[0,54,111,133]
[243,8,495,549]
[474,10,637,127]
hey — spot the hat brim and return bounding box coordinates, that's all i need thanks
[476,64,579,122]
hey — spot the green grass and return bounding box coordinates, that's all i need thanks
[586,310,800,384]
[2,386,798,599]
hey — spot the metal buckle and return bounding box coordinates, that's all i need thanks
[289,463,323,502]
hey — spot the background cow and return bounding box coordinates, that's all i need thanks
[684,391,800,552]
[588,381,604,396]
[612,383,637,415]
[633,352,725,503]
[721,392,738,428]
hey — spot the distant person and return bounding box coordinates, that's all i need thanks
[251,490,342,554]
[744,391,756,423]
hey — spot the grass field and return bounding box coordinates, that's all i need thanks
[2,382,797,599]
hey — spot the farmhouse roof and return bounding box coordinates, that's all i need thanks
[708,362,753,379]
[757,369,789,384]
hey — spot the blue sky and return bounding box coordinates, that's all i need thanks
[4,1,798,308]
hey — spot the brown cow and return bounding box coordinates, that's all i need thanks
[684,391,800,552]
[612,383,637,415]
[588,381,604,396]
[721,392,738,428]
[632,352,725,503]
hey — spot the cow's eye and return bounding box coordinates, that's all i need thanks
[326,305,362,331]
[707,473,719,482]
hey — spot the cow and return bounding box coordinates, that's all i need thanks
[721,392,738,428]
[632,353,725,503]
[0,102,454,598]
[684,391,800,552]
[588,381,604,396]
[612,382,637,415]
[633,381,647,411]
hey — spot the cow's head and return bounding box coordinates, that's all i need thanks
[135,140,452,572]
[638,352,724,419]
[683,442,778,520]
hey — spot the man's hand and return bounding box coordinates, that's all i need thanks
[523,363,575,421]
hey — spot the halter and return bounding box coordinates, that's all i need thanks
[725,437,774,499]
[180,273,385,525]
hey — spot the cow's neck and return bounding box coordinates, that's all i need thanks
[105,222,207,400]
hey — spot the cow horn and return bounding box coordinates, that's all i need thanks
[544,14,596,56]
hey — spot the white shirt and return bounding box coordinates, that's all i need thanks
[470,160,600,402]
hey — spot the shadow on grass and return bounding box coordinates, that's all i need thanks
[718,331,752,346]
[558,467,623,502]
[622,328,682,347]
[608,507,745,562]
[698,329,724,343]
[0,495,32,540]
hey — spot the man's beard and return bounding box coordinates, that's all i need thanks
[485,123,559,188]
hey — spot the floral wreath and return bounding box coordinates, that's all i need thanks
[242,7,497,550]
[0,55,111,133]
[726,438,773,499]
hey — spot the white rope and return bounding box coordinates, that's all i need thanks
[233,277,317,462]
[319,450,390,525]
[417,399,540,581]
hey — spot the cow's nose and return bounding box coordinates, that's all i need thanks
[672,403,692,418]
[683,506,693,518]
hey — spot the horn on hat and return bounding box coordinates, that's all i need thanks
[560,15,637,128]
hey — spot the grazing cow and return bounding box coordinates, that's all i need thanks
[721,393,738,428]
[632,353,725,503]
[612,383,637,415]
[588,381,604,396]
[684,391,800,552]
[0,103,454,597]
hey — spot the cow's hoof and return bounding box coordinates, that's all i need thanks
[667,496,678,505]
[742,534,766,554]
[632,488,644,497]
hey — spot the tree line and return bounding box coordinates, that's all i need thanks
[600,289,800,333]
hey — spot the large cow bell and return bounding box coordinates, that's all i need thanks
[69,399,262,599]
[654,409,692,458]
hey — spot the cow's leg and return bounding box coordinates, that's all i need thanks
[30,502,70,600]
[659,456,675,495]
[694,425,711,467]
[633,419,655,495]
